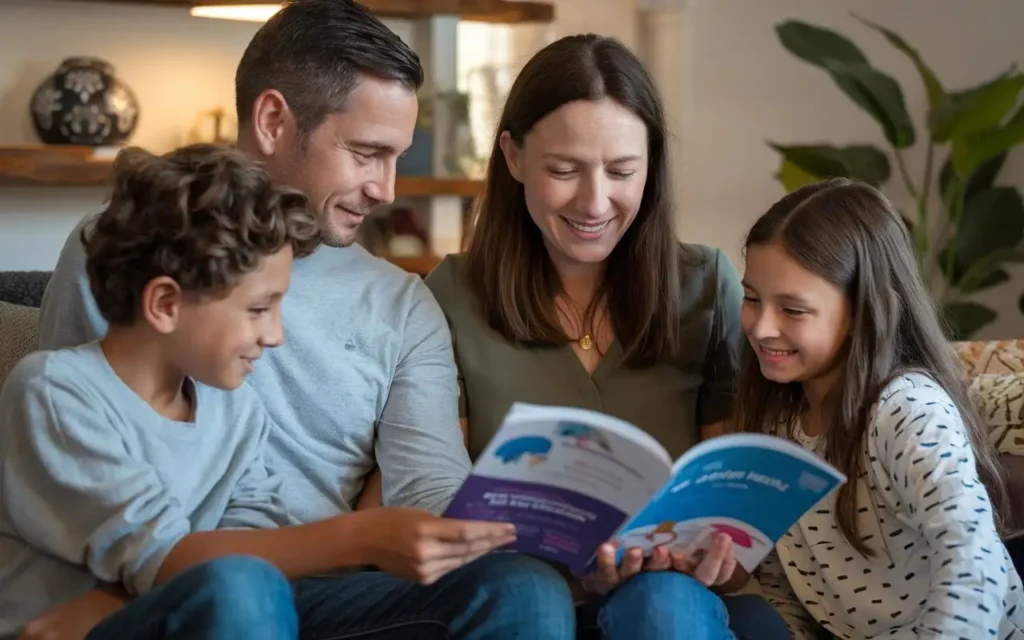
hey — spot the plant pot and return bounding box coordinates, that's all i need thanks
[30,56,140,146]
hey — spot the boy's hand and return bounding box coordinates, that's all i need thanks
[19,586,128,640]
[583,532,738,596]
[354,507,516,585]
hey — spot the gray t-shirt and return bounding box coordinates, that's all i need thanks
[424,244,744,461]
[38,215,471,523]
[0,342,285,637]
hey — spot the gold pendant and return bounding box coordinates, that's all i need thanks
[578,334,594,351]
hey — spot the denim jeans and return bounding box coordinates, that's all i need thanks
[86,555,298,640]
[291,551,577,639]
[578,573,789,640]
[723,594,792,640]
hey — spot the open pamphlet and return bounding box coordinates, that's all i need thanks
[444,403,846,576]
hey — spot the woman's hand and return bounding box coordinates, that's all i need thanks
[581,532,738,597]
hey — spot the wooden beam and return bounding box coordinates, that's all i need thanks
[52,0,553,22]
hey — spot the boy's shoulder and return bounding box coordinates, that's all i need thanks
[3,343,102,396]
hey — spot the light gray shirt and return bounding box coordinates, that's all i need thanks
[0,342,285,637]
[38,215,471,523]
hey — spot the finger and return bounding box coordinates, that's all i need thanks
[595,543,621,585]
[715,542,739,586]
[644,545,672,572]
[431,519,517,542]
[691,534,730,586]
[619,547,644,580]
[715,553,738,586]
[429,532,517,561]
[669,549,693,574]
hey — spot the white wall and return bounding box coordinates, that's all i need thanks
[0,0,411,271]
[680,0,1024,339]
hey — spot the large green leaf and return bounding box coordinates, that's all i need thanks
[769,143,891,188]
[941,301,998,340]
[774,20,915,148]
[777,160,821,192]
[853,14,946,110]
[930,67,1023,141]
[775,21,869,68]
[950,102,1024,178]
[952,187,1024,268]
[822,60,916,148]
[939,153,1005,214]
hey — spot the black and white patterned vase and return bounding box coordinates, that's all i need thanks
[30,57,140,146]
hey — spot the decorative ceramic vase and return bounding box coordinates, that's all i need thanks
[30,57,140,146]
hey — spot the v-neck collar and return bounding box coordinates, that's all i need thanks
[561,339,622,405]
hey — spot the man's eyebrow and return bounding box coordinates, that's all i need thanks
[349,140,397,154]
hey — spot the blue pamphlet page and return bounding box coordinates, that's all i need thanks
[443,402,846,576]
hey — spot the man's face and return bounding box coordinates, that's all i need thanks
[268,77,418,247]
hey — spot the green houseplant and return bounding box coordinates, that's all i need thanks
[768,15,1024,339]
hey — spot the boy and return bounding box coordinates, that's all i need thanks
[0,144,515,639]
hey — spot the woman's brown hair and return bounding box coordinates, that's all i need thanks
[463,34,681,366]
[734,177,1009,555]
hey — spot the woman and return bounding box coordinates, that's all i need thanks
[424,34,788,640]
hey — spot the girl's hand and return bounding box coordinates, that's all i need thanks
[582,532,738,597]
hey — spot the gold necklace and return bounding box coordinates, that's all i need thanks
[578,334,594,351]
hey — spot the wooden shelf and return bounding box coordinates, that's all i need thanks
[57,0,554,23]
[381,254,442,276]
[0,146,482,197]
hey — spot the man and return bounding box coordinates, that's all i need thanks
[33,1,576,638]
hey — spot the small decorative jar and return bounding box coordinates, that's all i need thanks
[30,56,140,146]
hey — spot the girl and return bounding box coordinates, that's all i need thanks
[736,177,1024,639]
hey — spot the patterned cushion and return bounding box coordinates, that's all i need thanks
[970,373,1024,455]
[0,301,39,388]
[954,339,1024,376]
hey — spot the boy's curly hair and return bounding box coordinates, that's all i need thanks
[84,143,321,325]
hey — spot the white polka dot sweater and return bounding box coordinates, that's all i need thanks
[775,372,1024,639]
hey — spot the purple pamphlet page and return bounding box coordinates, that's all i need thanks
[443,403,673,575]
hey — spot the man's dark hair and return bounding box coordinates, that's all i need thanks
[235,0,424,136]
[84,143,321,326]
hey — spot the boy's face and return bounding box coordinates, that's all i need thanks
[168,246,294,390]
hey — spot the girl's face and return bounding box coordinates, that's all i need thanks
[499,97,649,270]
[740,241,851,392]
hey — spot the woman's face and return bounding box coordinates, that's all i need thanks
[500,98,649,270]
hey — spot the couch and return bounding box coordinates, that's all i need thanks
[2,285,1023,638]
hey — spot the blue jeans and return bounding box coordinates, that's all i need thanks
[578,573,789,640]
[292,551,576,639]
[724,594,791,640]
[86,555,298,639]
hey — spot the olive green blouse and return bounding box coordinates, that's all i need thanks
[423,243,745,462]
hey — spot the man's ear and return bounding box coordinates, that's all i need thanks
[499,131,523,183]
[140,276,185,335]
[249,89,293,157]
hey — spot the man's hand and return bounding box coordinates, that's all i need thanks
[354,507,516,585]
[582,532,738,597]
[19,586,128,640]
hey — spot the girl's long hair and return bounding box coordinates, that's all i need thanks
[734,178,1009,556]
